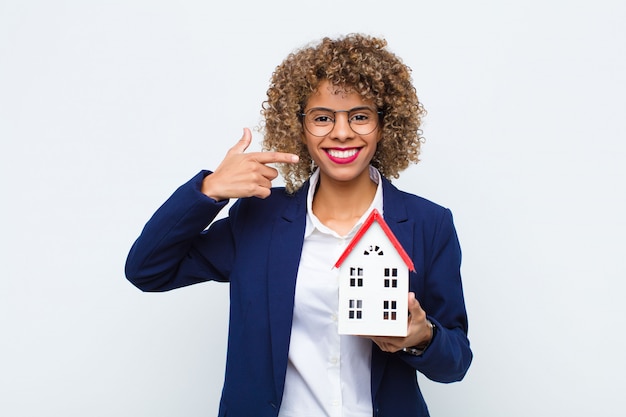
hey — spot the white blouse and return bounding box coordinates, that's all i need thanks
[278,167,384,417]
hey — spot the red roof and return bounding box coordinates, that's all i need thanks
[334,209,415,272]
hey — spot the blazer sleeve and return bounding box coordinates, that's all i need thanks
[124,171,235,292]
[401,208,473,383]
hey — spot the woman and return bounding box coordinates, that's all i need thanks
[126,34,472,417]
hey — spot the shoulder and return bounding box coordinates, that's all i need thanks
[382,178,452,222]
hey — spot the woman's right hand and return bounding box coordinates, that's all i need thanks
[201,128,299,201]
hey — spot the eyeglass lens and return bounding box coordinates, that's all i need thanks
[302,107,380,137]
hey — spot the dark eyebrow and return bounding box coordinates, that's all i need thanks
[347,106,376,112]
[306,107,335,112]
[305,106,376,113]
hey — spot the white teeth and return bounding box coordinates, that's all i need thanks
[327,149,358,158]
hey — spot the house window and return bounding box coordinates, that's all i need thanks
[349,267,364,287]
[348,299,363,320]
[363,244,384,256]
[383,300,397,320]
[384,268,398,288]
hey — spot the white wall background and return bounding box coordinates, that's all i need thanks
[2,1,625,416]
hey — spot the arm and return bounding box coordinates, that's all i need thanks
[414,208,472,382]
[370,208,472,383]
[125,128,300,292]
[124,170,232,291]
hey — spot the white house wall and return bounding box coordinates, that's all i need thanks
[338,221,409,337]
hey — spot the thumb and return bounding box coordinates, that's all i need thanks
[229,127,252,155]
[408,292,420,313]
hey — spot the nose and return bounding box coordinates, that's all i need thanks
[330,111,354,141]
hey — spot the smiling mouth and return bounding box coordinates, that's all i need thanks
[325,148,361,163]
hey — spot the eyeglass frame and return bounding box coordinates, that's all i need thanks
[298,106,384,137]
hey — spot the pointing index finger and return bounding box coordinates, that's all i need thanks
[252,151,299,165]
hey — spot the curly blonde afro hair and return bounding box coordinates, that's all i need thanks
[261,33,426,193]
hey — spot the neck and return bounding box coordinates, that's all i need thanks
[312,169,378,235]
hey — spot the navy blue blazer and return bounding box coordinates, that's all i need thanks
[125,171,472,417]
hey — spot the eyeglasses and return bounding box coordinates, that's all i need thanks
[299,106,383,137]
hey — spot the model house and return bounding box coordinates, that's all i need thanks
[334,209,415,337]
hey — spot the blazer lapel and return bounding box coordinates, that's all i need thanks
[382,179,414,260]
[266,185,308,402]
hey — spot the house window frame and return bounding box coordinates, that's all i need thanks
[383,268,398,288]
[349,267,364,287]
[348,299,363,320]
[382,300,397,320]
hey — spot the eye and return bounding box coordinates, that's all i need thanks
[308,110,335,125]
[351,113,369,121]
[313,114,334,123]
[349,110,374,124]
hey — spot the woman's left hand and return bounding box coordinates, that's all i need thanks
[369,292,433,353]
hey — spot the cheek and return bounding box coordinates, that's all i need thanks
[300,136,315,158]
[301,133,320,152]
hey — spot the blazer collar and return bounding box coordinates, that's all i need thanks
[381,178,409,223]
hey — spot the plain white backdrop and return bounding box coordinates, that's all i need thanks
[2,1,625,416]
